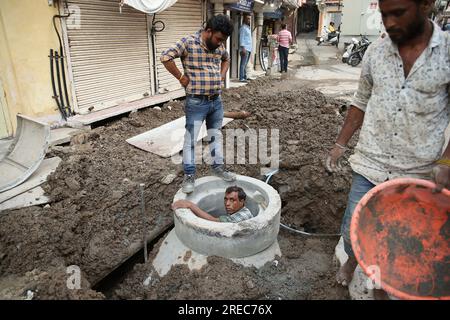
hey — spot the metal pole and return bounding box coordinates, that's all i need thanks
[49,49,67,120]
[54,51,68,119]
[140,183,148,263]
[59,48,73,116]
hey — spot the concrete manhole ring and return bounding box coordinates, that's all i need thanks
[173,175,281,258]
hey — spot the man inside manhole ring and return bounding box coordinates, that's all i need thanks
[171,186,253,223]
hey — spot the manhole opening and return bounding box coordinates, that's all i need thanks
[196,192,261,218]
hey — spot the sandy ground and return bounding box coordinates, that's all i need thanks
[0,76,354,300]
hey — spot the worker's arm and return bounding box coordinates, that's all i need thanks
[326,107,365,172]
[442,140,450,160]
[326,45,373,172]
[336,106,365,146]
[172,200,219,222]
[221,60,230,81]
[162,60,190,87]
[221,49,230,81]
[239,27,247,55]
[432,121,450,190]
[161,38,189,87]
[161,60,182,81]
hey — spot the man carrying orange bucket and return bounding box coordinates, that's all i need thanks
[325,0,450,297]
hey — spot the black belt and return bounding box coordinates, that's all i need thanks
[187,94,220,101]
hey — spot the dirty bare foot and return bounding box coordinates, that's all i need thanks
[336,256,358,286]
[373,288,390,300]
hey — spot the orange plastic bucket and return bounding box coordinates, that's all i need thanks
[350,178,449,300]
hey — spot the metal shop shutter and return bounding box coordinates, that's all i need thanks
[66,0,152,114]
[154,0,203,94]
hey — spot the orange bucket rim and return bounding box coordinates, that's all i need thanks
[350,178,450,300]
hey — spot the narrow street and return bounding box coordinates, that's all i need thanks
[0,53,355,301]
[1,30,448,302]
[0,0,449,305]
[292,33,361,101]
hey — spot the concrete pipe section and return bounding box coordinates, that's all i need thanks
[0,115,50,193]
[173,175,282,258]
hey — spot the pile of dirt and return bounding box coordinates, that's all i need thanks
[112,231,349,300]
[0,77,354,299]
[0,102,185,285]
[221,77,356,233]
[0,267,104,300]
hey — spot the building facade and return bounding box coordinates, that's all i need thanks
[340,0,383,44]
[0,0,301,137]
[0,0,206,136]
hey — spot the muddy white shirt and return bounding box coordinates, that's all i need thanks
[349,22,450,185]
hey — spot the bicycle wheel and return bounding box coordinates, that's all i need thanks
[259,42,269,72]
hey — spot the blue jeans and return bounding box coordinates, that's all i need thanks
[239,50,251,80]
[341,172,375,258]
[183,95,224,175]
[278,46,289,72]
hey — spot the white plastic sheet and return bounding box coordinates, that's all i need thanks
[123,0,178,14]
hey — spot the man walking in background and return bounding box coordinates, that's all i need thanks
[239,13,252,82]
[277,24,292,73]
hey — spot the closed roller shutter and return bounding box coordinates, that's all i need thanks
[154,0,203,94]
[66,0,152,113]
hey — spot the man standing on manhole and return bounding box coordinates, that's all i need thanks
[325,0,450,297]
[161,15,236,194]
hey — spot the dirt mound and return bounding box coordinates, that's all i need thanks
[0,267,104,300]
[112,232,348,300]
[0,102,184,284]
[0,77,353,299]
[222,78,355,233]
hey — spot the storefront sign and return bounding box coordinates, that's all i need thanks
[263,8,283,19]
[226,0,254,13]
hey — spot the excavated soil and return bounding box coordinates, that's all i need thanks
[0,77,355,299]
[113,232,349,300]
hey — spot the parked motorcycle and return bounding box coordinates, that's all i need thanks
[342,37,359,63]
[304,22,314,33]
[317,26,340,47]
[347,35,371,67]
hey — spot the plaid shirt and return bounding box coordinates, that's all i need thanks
[160,30,229,95]
[218,207,253,223]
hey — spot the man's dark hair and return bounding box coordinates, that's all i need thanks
[205,14,233,36]
[281,24,287,29]
[330,21,335,26]
[225,186,246,201]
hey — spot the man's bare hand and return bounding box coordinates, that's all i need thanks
[179,75,190,88]
[431,164,450,191]
[240,48,247,56]
[171,200,193,210]
[325,145,346,173]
